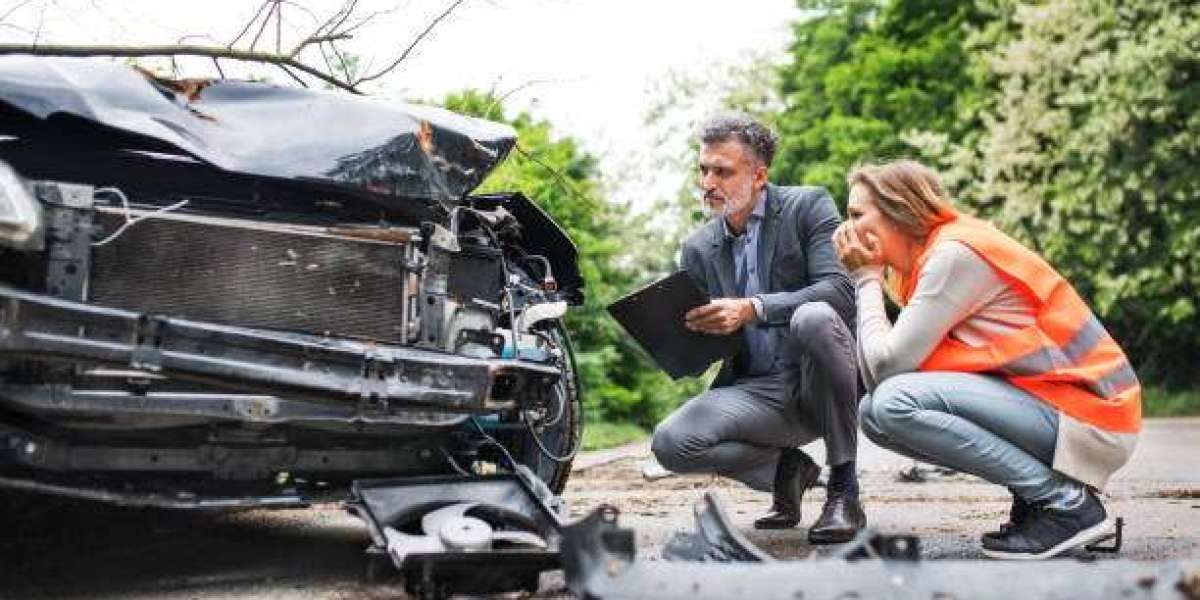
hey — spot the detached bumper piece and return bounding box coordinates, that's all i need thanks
[0,285,558,415]
[350,476,1200,600]
[561,494,1198,600]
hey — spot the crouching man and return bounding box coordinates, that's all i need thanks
[650,114,865,543]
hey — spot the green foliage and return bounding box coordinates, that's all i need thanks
[440,0,1200,419]
[1142,386,1200,418]
[773,0,985,206]
[918,0,1200,386]
[581,421,649,451]
[767,0,1200,388]
[443,90,705,428]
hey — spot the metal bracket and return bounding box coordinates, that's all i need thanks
[358,347,389,411]
[42,199,93,303]
[1085,516,1125,553]
[130,314,167,372]
[36,181,95,209]
[834,530,922,561]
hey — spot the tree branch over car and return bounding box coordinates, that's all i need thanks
[0,0,466,94]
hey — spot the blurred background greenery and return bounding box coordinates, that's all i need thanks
[454,0,1200,447]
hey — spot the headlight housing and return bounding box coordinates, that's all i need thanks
[0,160,42,250]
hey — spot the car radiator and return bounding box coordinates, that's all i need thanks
[88,210,415,343]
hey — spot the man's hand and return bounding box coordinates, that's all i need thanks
[832,221,884,271]
[685,298,756,335]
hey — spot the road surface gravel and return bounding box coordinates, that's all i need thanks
[2,418,1197,598]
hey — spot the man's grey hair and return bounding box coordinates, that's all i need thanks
[698,113,779,167]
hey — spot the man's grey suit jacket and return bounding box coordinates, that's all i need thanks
[680,183,854,389]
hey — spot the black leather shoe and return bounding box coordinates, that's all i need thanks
[754,448,820,530]
[981,492,1031,544]
[807,491,867,544]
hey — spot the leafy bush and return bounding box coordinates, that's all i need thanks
[773,0,1200,390]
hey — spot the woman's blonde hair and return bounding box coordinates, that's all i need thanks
[846,160,957,304]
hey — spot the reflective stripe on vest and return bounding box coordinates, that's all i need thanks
[902,215,1142,433]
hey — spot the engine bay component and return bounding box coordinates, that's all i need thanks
[0,159,42,249]
[383,501,549,565]
[350,467,565,598]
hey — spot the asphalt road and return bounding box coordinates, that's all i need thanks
[2,418,1198,599]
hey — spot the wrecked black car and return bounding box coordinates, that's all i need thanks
[0,56,583,507]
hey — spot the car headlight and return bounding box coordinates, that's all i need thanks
[0,160,43,250]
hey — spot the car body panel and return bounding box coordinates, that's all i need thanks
[0,56,516,205]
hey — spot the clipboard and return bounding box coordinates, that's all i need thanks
[606,270,742,379]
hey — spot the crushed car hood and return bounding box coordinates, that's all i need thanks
[0,56,516,204]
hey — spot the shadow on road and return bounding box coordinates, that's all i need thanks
[0,491,370,598]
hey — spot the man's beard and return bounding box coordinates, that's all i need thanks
[701,182,755,221]
[701,196,727,220]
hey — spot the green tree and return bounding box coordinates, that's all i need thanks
[917,0,1200,386]
[773,0,986,205]
[443,90,704,427]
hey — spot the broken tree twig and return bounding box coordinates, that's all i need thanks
[247,0,277,52]
[514,143,589,205]
[227,0,273,48]
[288,32,351,57]
[0,0,37,24]
[353,0,463,86]
[0,43,362,93]
[276,63,307,87]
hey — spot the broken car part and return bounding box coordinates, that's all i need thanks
[0,159,42,249]
[0,284,559,414]
[0,56,515,206]
[661,492,773,563]
[560,492,1199,600]
[349,467,565,599]
[347,478,1180,600]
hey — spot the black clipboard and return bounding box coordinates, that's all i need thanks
[606,270,742,379]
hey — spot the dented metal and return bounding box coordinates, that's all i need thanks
[0,56,516,205]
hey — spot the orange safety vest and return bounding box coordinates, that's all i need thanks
[900,214,1142,433]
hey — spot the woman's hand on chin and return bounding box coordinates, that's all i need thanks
[833,221,884,271]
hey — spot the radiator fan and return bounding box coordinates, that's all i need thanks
[383,502,548,565]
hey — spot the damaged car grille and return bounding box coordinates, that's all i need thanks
[90,210,412,342]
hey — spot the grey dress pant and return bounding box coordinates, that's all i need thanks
[651,301,859,492]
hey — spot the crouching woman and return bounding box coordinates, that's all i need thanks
[833,160,1140,560]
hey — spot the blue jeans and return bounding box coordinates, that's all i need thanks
[859,372,1083,506]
